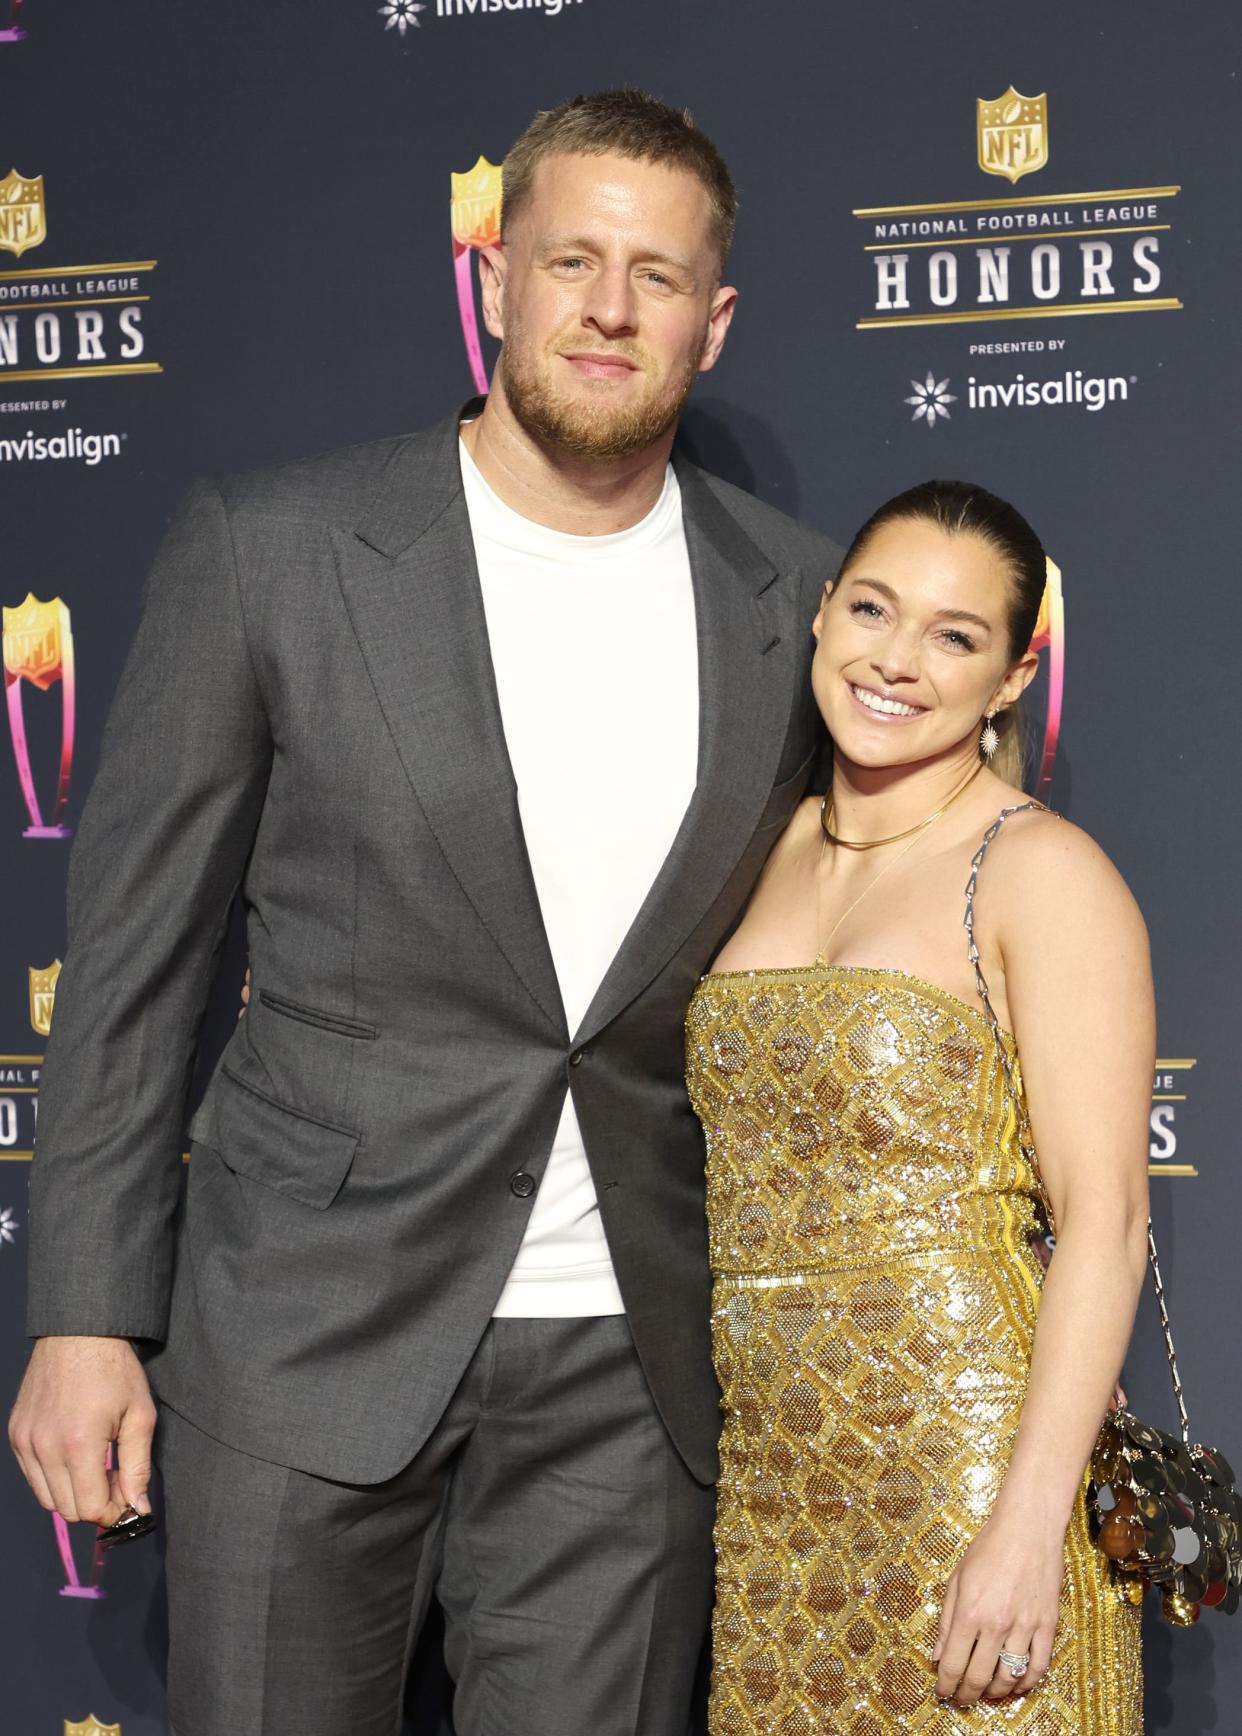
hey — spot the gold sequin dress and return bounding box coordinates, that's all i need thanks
[686,963,1142,1733]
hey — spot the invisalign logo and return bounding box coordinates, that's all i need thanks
[967,370,1133,412]
[0,426,124,464]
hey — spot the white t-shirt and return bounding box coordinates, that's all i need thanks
[459,439,699,1316]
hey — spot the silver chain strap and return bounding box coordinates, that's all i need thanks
[964,803,1192,1448]
[1145,1222,1191,1447]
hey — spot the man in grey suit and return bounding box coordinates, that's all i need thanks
[10,89,837,1735]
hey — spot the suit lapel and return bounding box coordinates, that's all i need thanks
[332,410,566,1037]
[573,458,804,1046]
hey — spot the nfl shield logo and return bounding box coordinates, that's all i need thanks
[0,168,46,256]
[977,89,1049,184]
[3,594,70,690]
[29,959,61,1036]
[450,155,503,252]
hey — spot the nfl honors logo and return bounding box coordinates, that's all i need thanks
[450,154,503,395]
[0,168,45,255]
[2,594,71,690]
[977,88,1048,183]
[2,592,76,838]
[450,154,502,252]
[64,1719,122,1736]
[29,959,61,1036]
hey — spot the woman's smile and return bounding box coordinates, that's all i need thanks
[846,679,929,722]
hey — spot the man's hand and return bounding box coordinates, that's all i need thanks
[8,1335,156,1527]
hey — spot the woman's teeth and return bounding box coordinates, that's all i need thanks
[851,684,924,718]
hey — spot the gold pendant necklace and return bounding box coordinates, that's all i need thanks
[814,756,985,964]
[819,754,985,851]
[815,825,930,966]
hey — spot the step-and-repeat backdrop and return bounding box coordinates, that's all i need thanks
[3,2,1238,1732]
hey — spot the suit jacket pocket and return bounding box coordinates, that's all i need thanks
[257,988,377,1040]
[200,1066,360,1210]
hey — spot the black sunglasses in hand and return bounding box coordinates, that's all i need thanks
[97,1504,158,1550]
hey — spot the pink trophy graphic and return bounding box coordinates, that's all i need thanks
[3,593,75,838]
[54,1444,114,1599]
[1030,557,1065,799]
[451,155,503,396]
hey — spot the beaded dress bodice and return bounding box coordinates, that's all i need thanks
[689,964,1045,1288]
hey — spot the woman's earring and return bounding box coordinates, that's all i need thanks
[980,711,1000,760]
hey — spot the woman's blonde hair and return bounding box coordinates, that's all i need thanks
[990,703,1027,787]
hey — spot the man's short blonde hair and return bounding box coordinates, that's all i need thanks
[502,88,738,264]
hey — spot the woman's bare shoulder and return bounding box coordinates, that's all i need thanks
[982,803,1147,945]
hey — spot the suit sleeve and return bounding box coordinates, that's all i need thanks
[25,480,273,1341]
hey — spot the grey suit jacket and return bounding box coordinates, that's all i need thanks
[26,405,840,1485]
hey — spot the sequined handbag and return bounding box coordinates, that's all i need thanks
[966,806,1242,1628]
[1087,1230,1242,1626]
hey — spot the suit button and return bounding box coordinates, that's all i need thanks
[569,1048,586,1067]
[510,1171,536,1199]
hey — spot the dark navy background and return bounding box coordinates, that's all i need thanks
[2,1,1238,1729]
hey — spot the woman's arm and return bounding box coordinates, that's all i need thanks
[934,815,1153,1706]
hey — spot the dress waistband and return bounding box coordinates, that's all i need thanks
[714,1241,1034,1287]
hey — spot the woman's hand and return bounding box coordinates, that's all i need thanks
[933,1507,1064,1705]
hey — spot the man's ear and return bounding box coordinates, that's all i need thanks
[698,284,739,374]
[477,243,506,341]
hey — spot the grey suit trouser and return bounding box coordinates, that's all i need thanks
[159,1316,716,1736]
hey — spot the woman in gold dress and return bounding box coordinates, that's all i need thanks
[686,482,1151,1732]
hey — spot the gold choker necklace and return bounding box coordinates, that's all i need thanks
[820,757,986,851]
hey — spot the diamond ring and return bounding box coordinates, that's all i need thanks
[998,1649,1031,1678]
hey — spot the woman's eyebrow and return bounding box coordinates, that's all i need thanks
[847,576,992,635]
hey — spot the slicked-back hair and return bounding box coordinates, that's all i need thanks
[501,87,738,266]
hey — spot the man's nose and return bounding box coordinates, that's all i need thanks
[580,265,638,337]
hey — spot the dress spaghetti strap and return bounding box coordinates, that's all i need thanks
[964,799,1055,1223]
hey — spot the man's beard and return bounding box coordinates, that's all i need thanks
[499,327,701,461]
